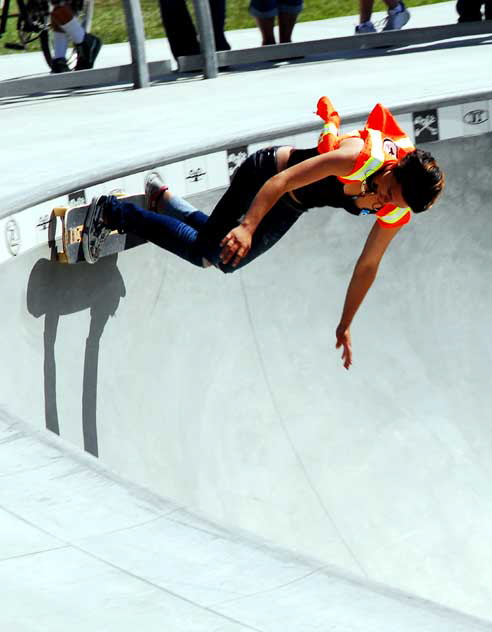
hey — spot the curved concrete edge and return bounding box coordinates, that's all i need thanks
[3,89,492,219]
[1,91,491,270]
[1,411,491,632]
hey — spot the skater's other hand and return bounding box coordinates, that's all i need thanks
[220,225,252,267]
[335,324,352,370]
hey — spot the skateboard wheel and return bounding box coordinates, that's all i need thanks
[52,207,68,218]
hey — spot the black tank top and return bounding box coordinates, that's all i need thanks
[287,148,373,217]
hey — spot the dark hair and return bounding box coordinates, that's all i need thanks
[392,149,445,213]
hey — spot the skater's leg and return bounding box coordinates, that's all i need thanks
[163,194,209,230]
[103,197,217,266]
[145,171,209,229]
[196,152,263,251]
[219,196,305,272]
[197,147,306,273]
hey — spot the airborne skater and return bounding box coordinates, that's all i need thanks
[82,97,445,369]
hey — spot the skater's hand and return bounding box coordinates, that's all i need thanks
[220,225,252,267]
[335,324,352,370]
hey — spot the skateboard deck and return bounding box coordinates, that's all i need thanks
[53,193,147,264]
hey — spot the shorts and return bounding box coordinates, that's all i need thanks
[51,0,84,12]
[249,0,303,19]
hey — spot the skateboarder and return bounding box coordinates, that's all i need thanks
[83,98,444,369]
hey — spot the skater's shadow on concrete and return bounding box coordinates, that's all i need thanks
[26,256,126,457]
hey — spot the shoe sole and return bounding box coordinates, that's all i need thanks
[82,196,105,264]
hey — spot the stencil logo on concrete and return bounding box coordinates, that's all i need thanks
[37,215,51,231]
[413,109,439,143]
[227,146,248,180]
[69,190,87,205]
[464,109,489,126]
[186,167,206,183]
[5,218,21,256]
[68,189,87,206]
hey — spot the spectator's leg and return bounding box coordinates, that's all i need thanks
[382,0,410,31]
[209,0,231,50]
[456,0,483,21]
[485,0,492,19]
[277,12,296,42]
[158,0,200,59]
[51,32,70,71]
[277,0,302,43]
[256,16,276,44]
[355,0,376,32]
[51,3,84,44]
[52,1,101,71]
[383,0,401,9]
[359,0,374,24]
[50,2,83,71]
[249,0,277,44]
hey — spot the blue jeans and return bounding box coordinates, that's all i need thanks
[104,147,307,273]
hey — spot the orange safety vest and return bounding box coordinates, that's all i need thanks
[316,96,415,228]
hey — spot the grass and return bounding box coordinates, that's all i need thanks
[0,0,451,54]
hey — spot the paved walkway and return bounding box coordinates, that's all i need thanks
[0,1,462,80]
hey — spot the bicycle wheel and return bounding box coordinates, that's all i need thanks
[40,0,94,70]
[16,0,50,47]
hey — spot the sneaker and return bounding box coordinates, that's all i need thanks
[144,171,169,212]
[355,20,377,34]
[51,57,70,73]
[382,2,410,30]
[75,33,102,71]
[82,195,112,264]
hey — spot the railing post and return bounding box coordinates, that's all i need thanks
[120,0,149,89]
[191,0,218,79]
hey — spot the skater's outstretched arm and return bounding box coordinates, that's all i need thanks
[336,221,402,370]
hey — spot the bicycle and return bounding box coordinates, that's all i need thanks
[0,0,94,70]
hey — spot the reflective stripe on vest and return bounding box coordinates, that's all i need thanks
[376,205,411,226]
[341,129,385,182]
[395,137,415,150]
[319,121,339,140]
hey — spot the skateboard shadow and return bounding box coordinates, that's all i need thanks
[26,255,126,457]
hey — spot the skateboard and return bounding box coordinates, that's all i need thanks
[52,193,147,264]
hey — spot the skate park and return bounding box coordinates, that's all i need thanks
[1,2,492,630]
